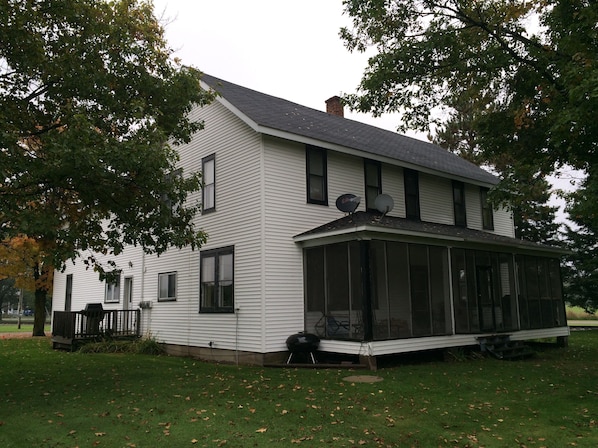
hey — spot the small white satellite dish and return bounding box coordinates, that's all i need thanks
[374,194,394,214]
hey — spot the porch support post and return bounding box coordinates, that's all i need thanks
[360,240,374,341]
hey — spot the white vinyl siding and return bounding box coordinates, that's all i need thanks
[156,101,263,351]
[381,164,405,218]
[419,174,453,225]
[492,206,516,238]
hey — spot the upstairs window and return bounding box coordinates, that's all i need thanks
[404,168,420,220]
[158,272,177,302]
[202,154,215,213]
[480,188,494,230]
[453,181,467,227]
[364,159,382,211]
[306,145,328,205]
[200,247,234,313]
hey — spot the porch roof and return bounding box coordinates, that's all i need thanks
[294,211,568,256]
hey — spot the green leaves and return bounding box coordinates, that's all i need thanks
[341,1,598,170]
[0,0,215,272]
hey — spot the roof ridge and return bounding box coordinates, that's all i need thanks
[200,74,498,186]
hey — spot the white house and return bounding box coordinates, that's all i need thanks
[51,74,569,367]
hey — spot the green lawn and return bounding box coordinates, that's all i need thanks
[0,323,51,333]
[1,333,597,447]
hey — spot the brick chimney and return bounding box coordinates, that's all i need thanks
[325,96,344,117]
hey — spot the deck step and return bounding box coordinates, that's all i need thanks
[477,335,535,360]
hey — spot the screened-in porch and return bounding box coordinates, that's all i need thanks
[303,239,566,342]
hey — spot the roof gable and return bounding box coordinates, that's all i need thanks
[200,74,498,186]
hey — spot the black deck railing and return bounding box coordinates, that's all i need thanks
[52,309,140,341]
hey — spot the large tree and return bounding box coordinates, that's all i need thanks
[563,169,598,314]
[0,236,53,333]
[340,0,597,178]
[341,0,596,306]
[433,88,561,245]
[0,0,214,335]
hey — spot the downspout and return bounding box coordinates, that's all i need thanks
[140,251,147,335]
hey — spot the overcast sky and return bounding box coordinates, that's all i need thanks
[152,0,414,137]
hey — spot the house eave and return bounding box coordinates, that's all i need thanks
[293,215,568,257]
[258,127,498,188]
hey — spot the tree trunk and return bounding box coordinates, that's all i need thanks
[33,287,47,336]
[32,263,47,337]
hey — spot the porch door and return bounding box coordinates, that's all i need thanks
[123,277,133,334]
[64,274,73,312]
[123,277,133,311]
[477,266,498,332]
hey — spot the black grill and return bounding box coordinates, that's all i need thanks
[286,332,320,364]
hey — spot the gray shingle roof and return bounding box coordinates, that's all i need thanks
[201,74,498,185]
[295,211,566,255]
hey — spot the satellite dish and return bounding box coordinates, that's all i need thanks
[336,194,361,213]
[374,194,394,214]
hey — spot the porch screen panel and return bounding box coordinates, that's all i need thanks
[305,247,325,313]
[466,250,480,332]
[499,254,518,331]
[326,244,350,312]
[525,257,542,328]
[490,253,504,331]
[304,247,325,336]
[452,249,470,333]
[387,242,410,338]
[538,258,554,327]
[549,258,566,326]
[349,242,364,339]
[410,244,431,336]
[371,241,390,339]
[349,242,363,311]
[516,255,530,330]
[430,246,451,335]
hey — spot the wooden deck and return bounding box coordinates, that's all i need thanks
[52,309,140,350]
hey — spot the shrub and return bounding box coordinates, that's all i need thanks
[78,336,165,355]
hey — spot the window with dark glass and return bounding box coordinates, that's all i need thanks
[404,168,420,220]
[364,159,382,211]
[453,181,467,227]
[306,145,327,205]
[480,188,494,230]
[202,154,215,212]
[200,247,234,312]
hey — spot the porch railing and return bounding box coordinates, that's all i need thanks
[52,309,140,340]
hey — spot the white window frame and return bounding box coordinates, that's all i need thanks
[104,272,121,303]
[202,154,215,213]
[158,272,177,302]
